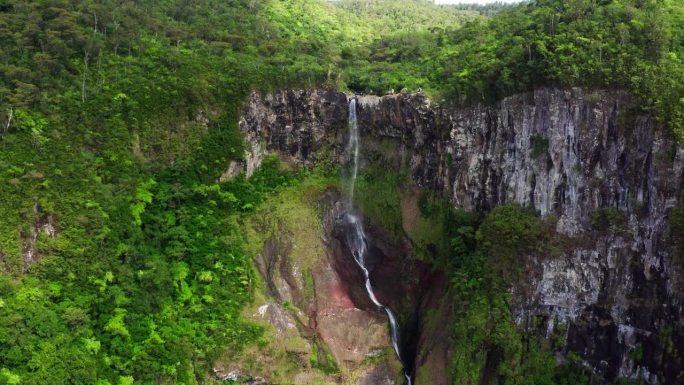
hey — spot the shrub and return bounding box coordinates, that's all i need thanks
[669,206,684,271]
[530,135,549,160]
[478,204,545,259]
[589,207,628,234]
[477,204,550,282]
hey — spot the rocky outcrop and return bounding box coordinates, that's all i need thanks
[237,90,349,176]
[21,203,57,270]
[217,185,407,384]
[238,88,684,384]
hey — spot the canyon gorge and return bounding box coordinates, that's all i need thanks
[217,88,684,385]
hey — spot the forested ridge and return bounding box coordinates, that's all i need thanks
[0,0,682,384]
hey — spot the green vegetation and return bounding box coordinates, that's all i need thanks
[0,0,682,384]
[1,0,683,135]
[629,346,644,362]
[404,198,569,382]
[478,204,548,260]
[407,192,454,261]
[452,2,516,17]
[397,198,642,384]
[226,170,348,385]
[530,135,549,160]
[309,345,340,376]
[477,204,560,282]
[444,204,604,384]
[0,0,340,381]
[353,166,406,237]
[335,0,684,142]
[669,205,684,273]
[0,150,304,384]
[590,207,629,234]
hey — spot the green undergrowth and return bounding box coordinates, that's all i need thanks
[350,169,583,382]
[242,166,338,262]
[405,193,453,262]
[458,204,643,384]
[351,164,453,260]
[0,152,316,384]
[332,0,684,142]
[669,205,684,279]
[351,170,642,384]
[410,201,615,384]
[477,204,562,284]
[590,207,630,235]
[232,166,375,384]
[0,0,681,384]
[352,165,407,238]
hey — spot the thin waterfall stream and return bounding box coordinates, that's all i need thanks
[344,97,412,385]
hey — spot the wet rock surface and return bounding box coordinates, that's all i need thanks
[330,202,442,381]
[220,186,403,384]
[239,88,684,383]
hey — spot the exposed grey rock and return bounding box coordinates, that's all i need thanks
[212,368,267,384]
[218,160,245,182]
[212,368,242,381]
[237,89,349,175]
[256,303,297,334]
[239,88,684,383]
[21,203,58,269]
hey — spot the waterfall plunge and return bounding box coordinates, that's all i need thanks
[344,97,412,385]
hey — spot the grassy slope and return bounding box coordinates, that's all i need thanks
[224,175,338,385]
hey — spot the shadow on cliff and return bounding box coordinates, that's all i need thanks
[328,192,449,383]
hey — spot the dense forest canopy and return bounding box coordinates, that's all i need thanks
[1,0,682,139]
[0,0,682,384]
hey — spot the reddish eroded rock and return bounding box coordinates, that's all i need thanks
[317,191,395,367]
[231,186,399,384]
[358,361,397,385]
[330,279,356,310]
[312,246,391,366]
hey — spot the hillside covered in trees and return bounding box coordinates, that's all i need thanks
[0,0,682,384]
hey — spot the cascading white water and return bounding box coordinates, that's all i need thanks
[346,98,361,203]
[344,97,412,385]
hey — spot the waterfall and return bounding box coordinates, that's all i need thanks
[347,98,360,204]
[344,97,412,385]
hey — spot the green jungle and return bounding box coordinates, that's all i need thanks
[0,0,683,384]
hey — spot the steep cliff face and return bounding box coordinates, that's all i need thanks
[237,88,684,384]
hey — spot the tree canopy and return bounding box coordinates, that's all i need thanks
[0,0,682,384]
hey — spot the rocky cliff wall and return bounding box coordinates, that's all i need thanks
[237,88,684,384]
